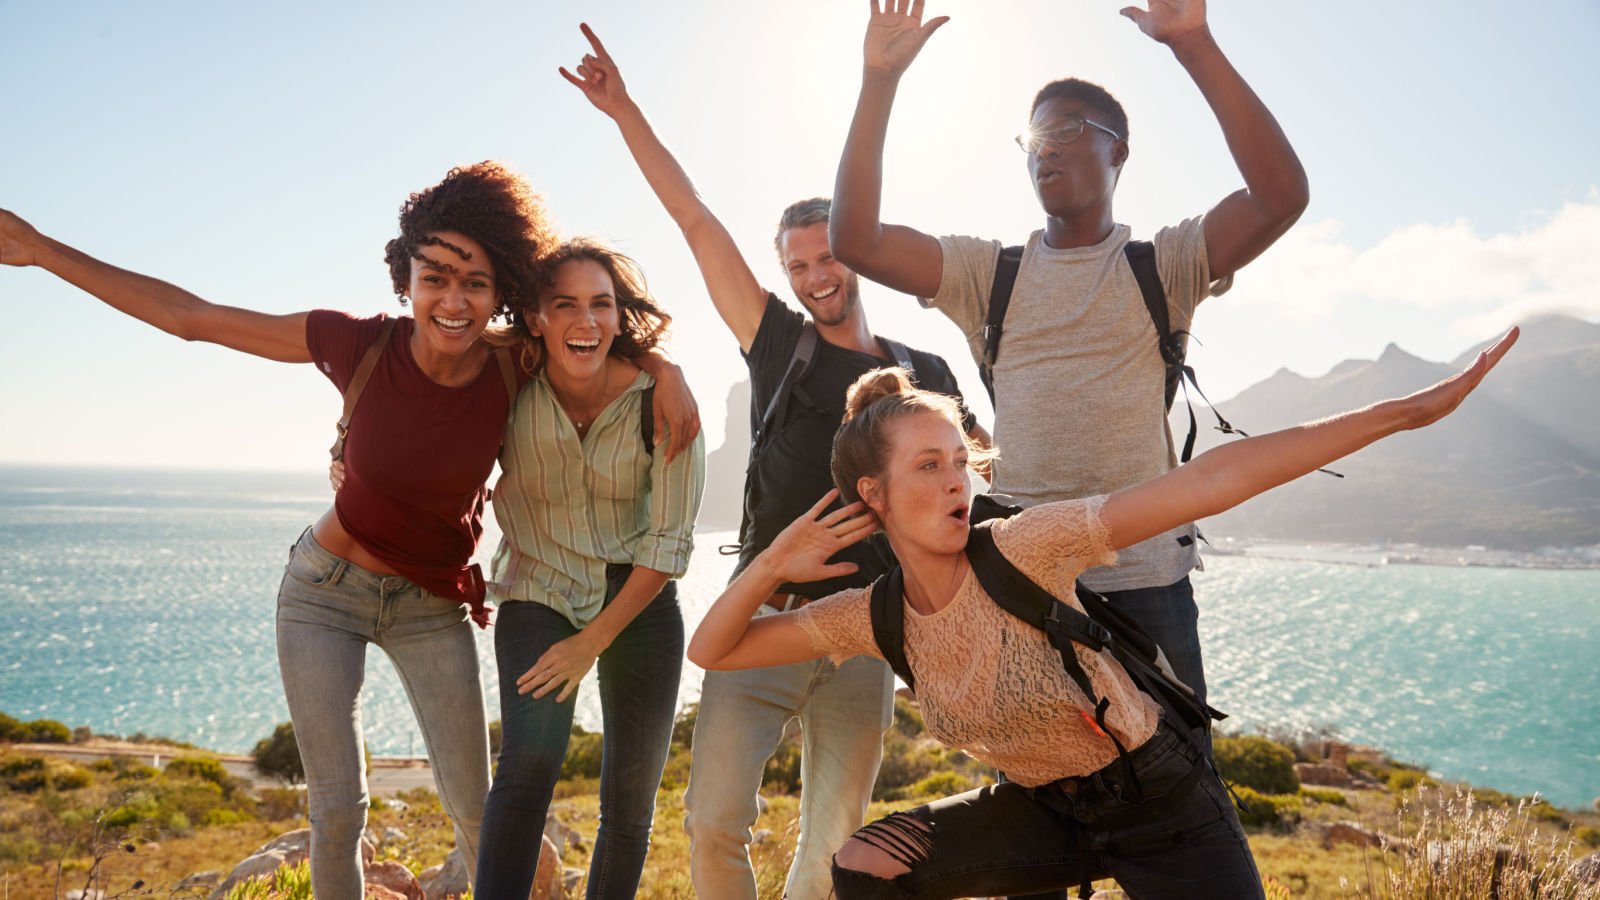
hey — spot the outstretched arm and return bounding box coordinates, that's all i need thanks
[1122,0,1308,280]
[829,0,948,299]
[562,24,767,351]
[0,209,310,362]
[688,490,878,670]
[1101,328,1518,549]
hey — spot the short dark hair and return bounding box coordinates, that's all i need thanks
[1030,78,1129,141]
[773,197,831,259]
[383,161,557,318]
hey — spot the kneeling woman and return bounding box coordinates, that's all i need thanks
[476,240,705,900]
[689,329,1516,900]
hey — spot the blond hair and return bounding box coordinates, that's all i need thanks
[830,368,996,503]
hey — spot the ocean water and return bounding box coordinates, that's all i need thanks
[1,466,1595,809]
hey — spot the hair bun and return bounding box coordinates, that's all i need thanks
[843,367,914,423]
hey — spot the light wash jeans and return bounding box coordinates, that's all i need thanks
[685,626,894,900]
[276,529,489,900]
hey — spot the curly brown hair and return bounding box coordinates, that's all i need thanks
[532,238,672,359]
[383,161,558,319]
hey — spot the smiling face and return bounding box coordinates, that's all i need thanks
[530,258,621,382]
[779,221,862,328]
[407,230,497,357]
[859,410,973,557]
[1026,95,1127,221]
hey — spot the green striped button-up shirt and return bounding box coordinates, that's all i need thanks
[489,368,705,627]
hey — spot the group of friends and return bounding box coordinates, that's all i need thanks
[0,2,1518,898]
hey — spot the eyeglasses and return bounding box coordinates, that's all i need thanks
[1014,116,1123,154]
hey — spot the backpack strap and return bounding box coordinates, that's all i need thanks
[978,245,1025,404]
[868,567,915,691]
[329,318,397,462]
[725,322,823,555]
[877,336,917,377]
[639,383,656,456]
[494,345,517,403]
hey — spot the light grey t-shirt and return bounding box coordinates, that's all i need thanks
[927,217,1226,591]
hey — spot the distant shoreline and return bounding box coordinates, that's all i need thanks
[1205,537,1600,571]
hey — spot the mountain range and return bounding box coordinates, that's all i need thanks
[696,314,1600,550]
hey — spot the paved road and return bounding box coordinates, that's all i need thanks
[15,744,442,798]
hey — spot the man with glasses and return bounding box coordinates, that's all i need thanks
[830,0,1308,751]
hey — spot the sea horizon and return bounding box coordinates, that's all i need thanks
[2,464,1595,810]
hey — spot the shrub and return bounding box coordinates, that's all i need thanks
[0,712,19,742]
[1387,769,1432,793]
[488,719,503,758]
[1298,786,1348,806]
[72,726,94,744]
[16,719,71,744]
[1214,735,1299,795]
[1231,785,1303,831]
[671,703,698,750]
[762,733,802,795]
[561,725,604,781]
[50,764,92,791]
[164,756,236,792]
[892,695,924,738]
[252,722,305,785]
[257,787,305,822]
[908,770,973,799]
[2,755,49,792]
[1573,825,1600,848]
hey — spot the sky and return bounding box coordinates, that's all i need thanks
[2,0,1596,470]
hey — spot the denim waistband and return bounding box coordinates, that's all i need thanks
[292,527,421,595]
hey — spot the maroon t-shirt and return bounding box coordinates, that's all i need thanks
[306,311,525,625]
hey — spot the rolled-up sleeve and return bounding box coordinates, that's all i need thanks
[634,427,705,576]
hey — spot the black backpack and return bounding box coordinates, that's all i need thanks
[868,498,1226,798]
[981,240,1338,477]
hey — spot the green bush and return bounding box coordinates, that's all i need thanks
[1297,786,1348,806]
[1387,769,1432,792]
[488,719,503,758]
[257,787,305,822]
[252,722,304,784]
[908,770,973,799]
[671,703,698,750]
[50,764,92,791]
[0,712,19,742]
[1214,735,1299,795]
[1573,825,1600,848]
[892,696,924,738]
[16,719,71,744]
[762,733,802,795]
[1231,785,1304,831]
[165,756,235,792]
[2,755,49,792]
[561,725,604,781]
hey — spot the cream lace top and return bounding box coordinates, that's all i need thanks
[794,496,1161,787]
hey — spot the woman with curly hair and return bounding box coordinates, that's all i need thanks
[689,327,1516,899]
[0,163,698,898]
[474,238,704,899]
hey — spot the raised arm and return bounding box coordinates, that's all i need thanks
[0,209,310,362]
[1122,0,1308,280]
[1101,328,1518,549]
[688,490,878,671]
[561,24,767,351]
[829,0,948,299]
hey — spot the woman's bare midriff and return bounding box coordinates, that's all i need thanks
[310,508,401,576]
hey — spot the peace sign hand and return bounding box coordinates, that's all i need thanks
[864,0,950,77]
[559,23,633,118]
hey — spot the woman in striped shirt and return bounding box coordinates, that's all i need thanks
[476,238,706,899]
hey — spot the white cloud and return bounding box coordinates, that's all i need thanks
[1229,195,1600,341]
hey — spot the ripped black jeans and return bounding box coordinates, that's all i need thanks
[831,720,1262,899]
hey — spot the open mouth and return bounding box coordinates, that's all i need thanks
[949,504,969,524]
[809,286,841,304]
[1036,169,1060,186]
[431,316,473,336]
[565,337,601,358]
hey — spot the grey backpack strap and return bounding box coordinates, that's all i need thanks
[330,318,397,462]
[877,336,917,378]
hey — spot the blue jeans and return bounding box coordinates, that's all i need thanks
[475,568,683,900]
[684,649,894,900]
[276,530,489,900]
[833,719,1262,899]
